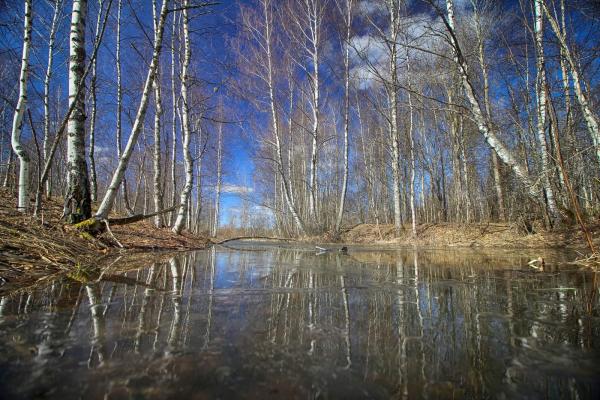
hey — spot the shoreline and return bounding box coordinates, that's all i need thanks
[1,189,598,295]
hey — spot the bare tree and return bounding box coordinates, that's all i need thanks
[95,0,170,219]
[153,0,165,228]
[42,0,62,198]
[172,0,194,234]
[11,0,32,212]
[64,0,92,223]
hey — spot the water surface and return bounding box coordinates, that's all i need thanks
[1,244,599,399]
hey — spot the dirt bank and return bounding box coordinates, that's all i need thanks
[0,189,210,294]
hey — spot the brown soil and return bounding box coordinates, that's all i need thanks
[0,188,211,294]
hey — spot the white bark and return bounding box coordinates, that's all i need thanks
[406,50,417,236]
[388,0,403,235]
[335,0,353,234]
[172,0,193,234]
[212,122,223,238]
[95,0,170,219]
[170,10,178,224]
[89,0,105,202]
[11,0,32,212]
[64,0,92,222]
[152,0,165,228]
[261,0,306,235]
[114,0,132,214]
[444,0,540,202]
[534,0,559,220]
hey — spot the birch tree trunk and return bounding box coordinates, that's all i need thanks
[533,0,559,221]
[443,0,541,202]
[43,0,61,198]
[172,0,193,234]
[89,0,105,203]
[335,0,353,234]
[11,0,32,213]
[95,0,170,219]
[64,0,92,223]
[262,0,306,235]
[152,0,165,228]
[115,0,133,214]
[388,0,403,235]
[406,49,417,236]
[299,0,322,224]
[211,122,223,238]
[170,10,178,225]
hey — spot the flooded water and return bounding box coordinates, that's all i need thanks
[0,244,599,399]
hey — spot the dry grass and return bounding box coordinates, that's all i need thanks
[0,189,211,294]
[338,221,600,250]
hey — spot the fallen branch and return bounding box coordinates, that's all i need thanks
[215,236,296,245]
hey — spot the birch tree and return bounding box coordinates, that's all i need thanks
[42,0,62,198]
[533,0,559,221]
[115,0,133,214]
[238,0,307,235]
[95,0,170,220]
[287,0,325,225]
[64,0,92,223]
[153,0,165,228]
[440,0,541,203]
[387,0,403,235]
[11,0,32,213]
[212,120,223,238]
[172,0,194,234]
[89,0,106,202]
[334,0,353,234]
[170,10,178,224]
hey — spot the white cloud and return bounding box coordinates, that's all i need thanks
[221,184,254,195]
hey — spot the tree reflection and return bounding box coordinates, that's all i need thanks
[0,247,598,399]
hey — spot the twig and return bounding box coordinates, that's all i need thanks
[102,219,123,248]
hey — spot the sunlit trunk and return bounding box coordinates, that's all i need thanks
[11,0,32,213]
[335,0,352,234]
[152,0,165,228]
[534,0,559,222]
[115,0,133,214]
[89,0,105,203]
[64,0,92,223]
[444,0,540,204]
[172,0,193,234]
[95,0,170,219]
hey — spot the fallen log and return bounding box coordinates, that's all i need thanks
[71,205,179,236]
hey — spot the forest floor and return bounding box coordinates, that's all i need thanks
[0,188,211,294]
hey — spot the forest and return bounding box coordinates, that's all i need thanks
[0,0,599,246]
[2,1,600,398]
